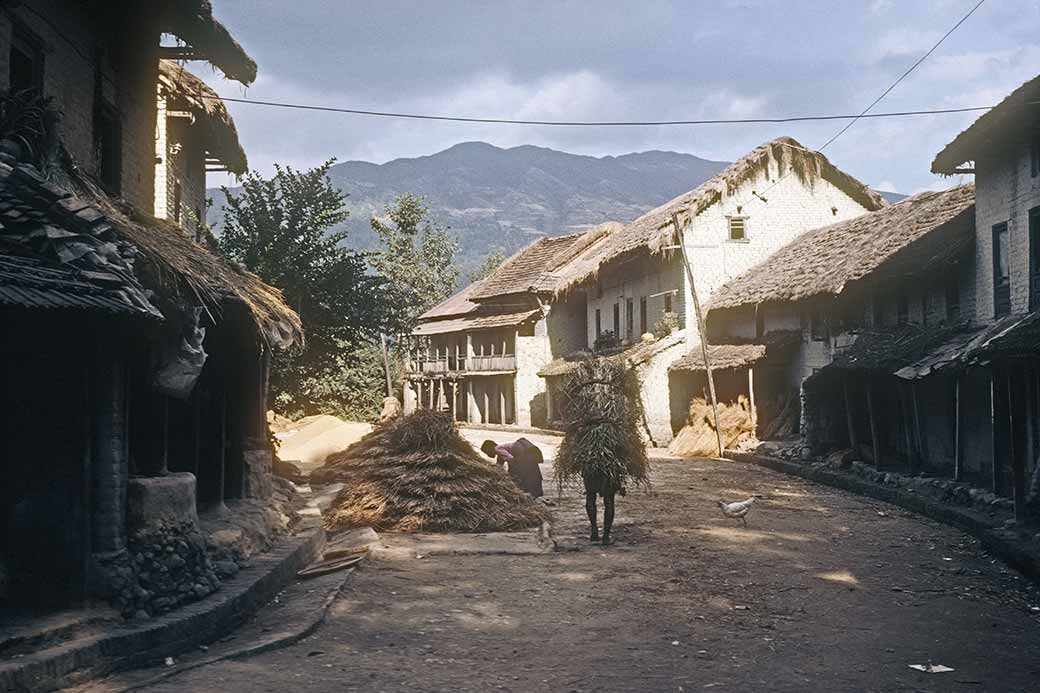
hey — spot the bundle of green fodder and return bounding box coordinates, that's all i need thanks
[314,409,549,533]
[554,357,651,492]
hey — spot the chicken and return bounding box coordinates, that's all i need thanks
[717,496,757,527]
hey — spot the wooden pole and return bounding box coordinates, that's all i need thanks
[899,384,914,473]
[911,381,927,467]
[1009,368,1026,521]
[954,371,963,482]
[990,369,999,493]
[842,374,858,451]
[866,383,881,470]
[380,334,393,398]
[1026,362,1038,508]
[672,212,724,457]
[748,367,758,433]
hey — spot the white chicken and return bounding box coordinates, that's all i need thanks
[717,496,757,527]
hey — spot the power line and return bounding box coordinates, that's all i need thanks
[202,95,1000,127]
[818,0,987,152]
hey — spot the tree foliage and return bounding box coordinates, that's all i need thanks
[368,194,459,333]
[218,160,389,414]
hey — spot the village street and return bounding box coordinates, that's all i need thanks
[125,453,1040,693]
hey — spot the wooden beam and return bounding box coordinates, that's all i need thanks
[842,374,858,451]
[991,369,999,493]
[911,381,927,470]
[1010,368,1026,522]
[954,371,963,482]
[672,212,724,457]
[748,367,758,433]
[866,383,881,470]
[899,383,914,473]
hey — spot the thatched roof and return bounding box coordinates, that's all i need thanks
[162,1,257,85]
[829,323,974,374]
[469,221,623,301]
[539,331,684,378]
[932,74,1040,174]
[553,137,885,295]
[707,184,975,314]
[669,330,801,372]
[412,308,541,337]
[159,60,247,174]
[314,410,550,532]
[421,278,487,320]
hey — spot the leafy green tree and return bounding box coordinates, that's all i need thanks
[469,249,506,283]
[218,160,388,414]
[368,194,459,333]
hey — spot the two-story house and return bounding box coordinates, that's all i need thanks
[932,74,1040,516]
[703,185,977,473]
[408,223,617,428]
[540,137,886,444]
[0,1,301,618]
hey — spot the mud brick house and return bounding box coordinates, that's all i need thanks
[704,184,977,463]
[0,1,302,618]
[407,224,615,427]
[540,137,885,444]
[931,74,1040,518]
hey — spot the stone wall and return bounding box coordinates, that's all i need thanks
[515,318,552,427]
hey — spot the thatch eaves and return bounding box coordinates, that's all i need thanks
[706,184,975,314]
[669,330,801,372]
[161,0,257,85]
[932,74,1040,174]
[159,60,247,174]
[553,137,885,295]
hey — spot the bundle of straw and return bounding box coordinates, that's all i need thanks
[314,409,549,533]
[554,358,651,492]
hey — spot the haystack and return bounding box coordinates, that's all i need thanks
[554,358,651,492]
[669,396,755,458]
[314,410,549,533]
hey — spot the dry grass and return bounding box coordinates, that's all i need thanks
[313,410,549,533]
[669,396,754,457]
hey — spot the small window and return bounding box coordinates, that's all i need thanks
[625,298,634,339]
[728,216,747,241]
[1031,142,1040,178]
[993,222,1011,318]
[755,304,765,337]
[95,104,122,193]
[595,309,601,338]
[639,296,647,336]
[612,303,620,336]
[1030,206,1040,311]
[897,292,909,325]
[664,292,673,314]
[872,295,885,327]
[9,25,44,94]
[810,310,827,341]
[173,182,182,224]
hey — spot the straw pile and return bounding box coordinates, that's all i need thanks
[669,396,755,458]
[554,358,651,492]
[314,410,549,533]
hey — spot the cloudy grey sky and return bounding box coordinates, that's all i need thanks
[199,0,1039,194]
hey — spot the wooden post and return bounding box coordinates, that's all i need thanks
[954,371,963,482]
[866,383,881,470]
[466,380,475,422]
[1024,362,1036,502]
[842,374,858,451]
[380,334,393,398]
[672,212,724,457]
[911,381,927,466]
[899,383,914,473]
[1009,368,1026,521]
[748,367,758,433]
[990,369,999,493]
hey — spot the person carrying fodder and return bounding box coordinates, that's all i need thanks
[554,357,650,545]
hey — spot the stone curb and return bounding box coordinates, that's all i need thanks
[0,528,325,693]
[726,451,1040,581]
[111,564,354,693]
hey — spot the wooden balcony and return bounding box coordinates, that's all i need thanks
[467,355,516,372]
[407,354,516,375]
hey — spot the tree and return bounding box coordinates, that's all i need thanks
[218,160,389,414]
[469,249,506,283]
[368,194,459,333]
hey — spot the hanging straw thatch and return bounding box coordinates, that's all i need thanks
[554,357,651,492]
[314,410,549,533]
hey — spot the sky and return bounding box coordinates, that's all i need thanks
[198,0,1040,194]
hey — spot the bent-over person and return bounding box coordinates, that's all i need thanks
[480,438,544,498]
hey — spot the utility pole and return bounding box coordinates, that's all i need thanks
[380,333,394,398]
[671,213,725,458]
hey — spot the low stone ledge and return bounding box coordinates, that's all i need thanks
[0,527,325,693]
[726,451,1040,581]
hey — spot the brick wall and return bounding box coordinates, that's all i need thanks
[974,146,1040,322]
[2,2,161,212]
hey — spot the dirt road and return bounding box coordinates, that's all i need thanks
[127,456,1040,692]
